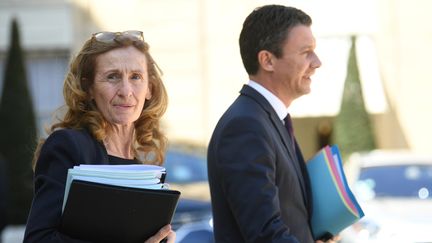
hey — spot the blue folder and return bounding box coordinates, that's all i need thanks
[307,145,364,240]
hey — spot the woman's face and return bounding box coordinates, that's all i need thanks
[90,46,151,126]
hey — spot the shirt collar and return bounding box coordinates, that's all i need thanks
[247,80,288,121]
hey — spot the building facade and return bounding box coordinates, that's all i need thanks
[0,0,430,159]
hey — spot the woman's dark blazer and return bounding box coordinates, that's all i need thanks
[24,129,110,242]
[207,85,314,243]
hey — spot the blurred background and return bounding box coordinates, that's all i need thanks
[0,0,431,242]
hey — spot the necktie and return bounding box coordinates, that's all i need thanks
[284,113,296,150]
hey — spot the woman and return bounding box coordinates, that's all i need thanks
[24,31,175,243]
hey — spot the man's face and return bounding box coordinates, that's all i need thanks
[271,25,321,101]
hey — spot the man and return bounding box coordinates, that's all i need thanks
[207,5,324,243]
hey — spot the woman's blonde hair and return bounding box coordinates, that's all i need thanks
[33,32,168,168]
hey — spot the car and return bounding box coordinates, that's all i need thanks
[163,148,214,243]
[340,150,432,243]
[164,149,211,201]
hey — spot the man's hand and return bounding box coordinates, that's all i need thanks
[316,234,341,243]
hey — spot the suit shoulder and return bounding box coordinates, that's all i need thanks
[47,128,93,143]
[43,128,99,153]
[213,102,270,141]
[219,97,268,130]
[40,128,107,167]
[50,128,90,138]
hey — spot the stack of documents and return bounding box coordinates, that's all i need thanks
[62,164,168,211]
[307,145,364,241]
[60,164,180,243]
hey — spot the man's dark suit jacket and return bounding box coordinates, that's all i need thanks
[207,85,314,243]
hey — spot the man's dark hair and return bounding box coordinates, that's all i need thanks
[239,5,312,75]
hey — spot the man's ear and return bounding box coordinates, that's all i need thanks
[257,50,275,72]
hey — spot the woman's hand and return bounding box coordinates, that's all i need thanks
[144,224,176,243]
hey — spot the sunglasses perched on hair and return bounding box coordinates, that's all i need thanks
[91,30,144,43]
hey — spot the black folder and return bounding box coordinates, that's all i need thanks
[60,180,180,243]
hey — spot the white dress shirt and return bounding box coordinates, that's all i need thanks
[247,80,289,123]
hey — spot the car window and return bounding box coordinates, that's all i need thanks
[164,151,208,184]
[358,164,432,199]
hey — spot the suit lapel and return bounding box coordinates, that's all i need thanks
[294,140,313,219]
[270,111,309,207]
[240,85,309,206]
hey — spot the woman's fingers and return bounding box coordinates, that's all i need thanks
[165,229,176,243]
[144,224,172,243]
